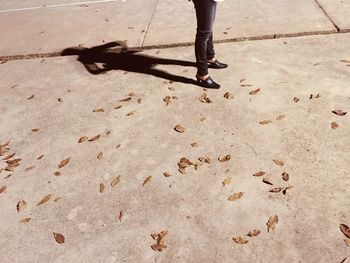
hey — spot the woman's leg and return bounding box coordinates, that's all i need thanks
[193,0,217,77]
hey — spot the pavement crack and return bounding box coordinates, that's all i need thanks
[314,0,340,32]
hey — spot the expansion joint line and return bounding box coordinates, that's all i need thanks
[140,0,159,47]
[314,0,340,32]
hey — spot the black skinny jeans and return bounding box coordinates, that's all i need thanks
[193,0,217,76]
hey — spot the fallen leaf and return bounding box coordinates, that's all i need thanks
[54,171,61,176]
[174,124,185,133]
[168,87,175,91]
[198,157,211,164]
[143,176,152,186]
[222,177,232,186]
[151,230,168,251]
[114,105,122,109]
[267,215,279,232]
[119,97,132,102]
[253,171,266,177]
[88,134,100,142]
[54,197,62,202]
[31,128,40,132]
[93,108,104,112]
[191,142,198,147]
[282,172,289,181]
[37,155,45,160]
[340,224,350,238]
[97,152,103,160]
[259,120,272,125]
[128,92,135,96]
[163,96,172,106]
[276,115,286,121]
[27,94,34,100]
[163,172,172,177]
[282,186,293,195]
[111,175,121,188]
[99,183,105,193]
[228,192,244,201]
[240,78,246,83]
[151,243,167,252]
[224,92,234,99]
[126,110,137,116]
[3,153,16,160]
[58,157,70,169]
[25,166,35,172]
[269,187,283,193]
[20,217,31,223]
[116,144,121,149]
[332,110,347,116]
[78,136,88,143]
[247,230,261,237]
[263,177,273,185]
[37,194,52,206]
[241,84,252,87]
[218,155,231,162]
[341,257,350,263]
[249,88,260,95]
[119,210,124,223]
[232,236,248,244]
[0,186,7,194]
[17,200,27,212]
[273,159,284,166]
[137,98,142,104]
[199,93,212,103]
[331,122,339,129]
[53,233,65,244]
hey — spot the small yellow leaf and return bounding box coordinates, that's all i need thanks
[99,183,105,193]
[222,177,232,186]
[111,175,121,188]
[143,176,152,186]
[228,192,244,201]
[37,194,52,206]
[259,120,272,125]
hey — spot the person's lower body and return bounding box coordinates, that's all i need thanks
[193,0,228,89]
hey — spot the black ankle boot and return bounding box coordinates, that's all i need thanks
[208,59,228,69]
[196,75,221,89]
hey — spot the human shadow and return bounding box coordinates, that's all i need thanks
[61,41,198,86]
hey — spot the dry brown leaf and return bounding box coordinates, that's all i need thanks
[249,88,260,95]
[199,93,212,103]
[25,166,35,172]
[27,94,34,100]
[222,177,232,186]
[37,194,52,206]
[137,98,142,104]
[114,105,122,109]
[228,192,244,201]
[3,153,16,160]
[332,110,347,116]
[78,136,88,143]
[119,97,132,102]
[54,171,61,176]
[224,92,234,99]
[331,122,339,129]
[163,96,171,106]
[247,230,261,237]
[88,134,100,142]
[20,217,31,223]
[276,115,286,121]
[232,236,248,244]
[191,142,198,147]
[253,171,266,177]
[99,183,105,193]
[168,87,175,91]
[54,197,62,202]
[282,172,289,181]
[93,108,104,112]
[58,157,70,169]
[218,155,231,162]
[293,97,300,103]
[163,172,172,177]
[282,186,293,195]
[174,124,185,133]
[97,152,103,160]
[267,215,279,232]
[116,144,121,149]
[111,175,121,188]
[151,244,167,252]
[0,186,7,194]
[126,110,137,116]
[17,200,27,212]
[119,210,124,223]
[37,155,45,160]
[259,120,272,125]
[241,84,252,87]
[31,128,40,132]
[263,177,273,185]
[269,187,283,193]
[143,176,152,186]
[340,224,350,238]
[53,233,65,244]
[273,159,284,166]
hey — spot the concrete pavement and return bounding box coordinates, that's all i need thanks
[1,0,350,262]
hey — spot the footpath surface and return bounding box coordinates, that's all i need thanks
[0,0,350,263]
